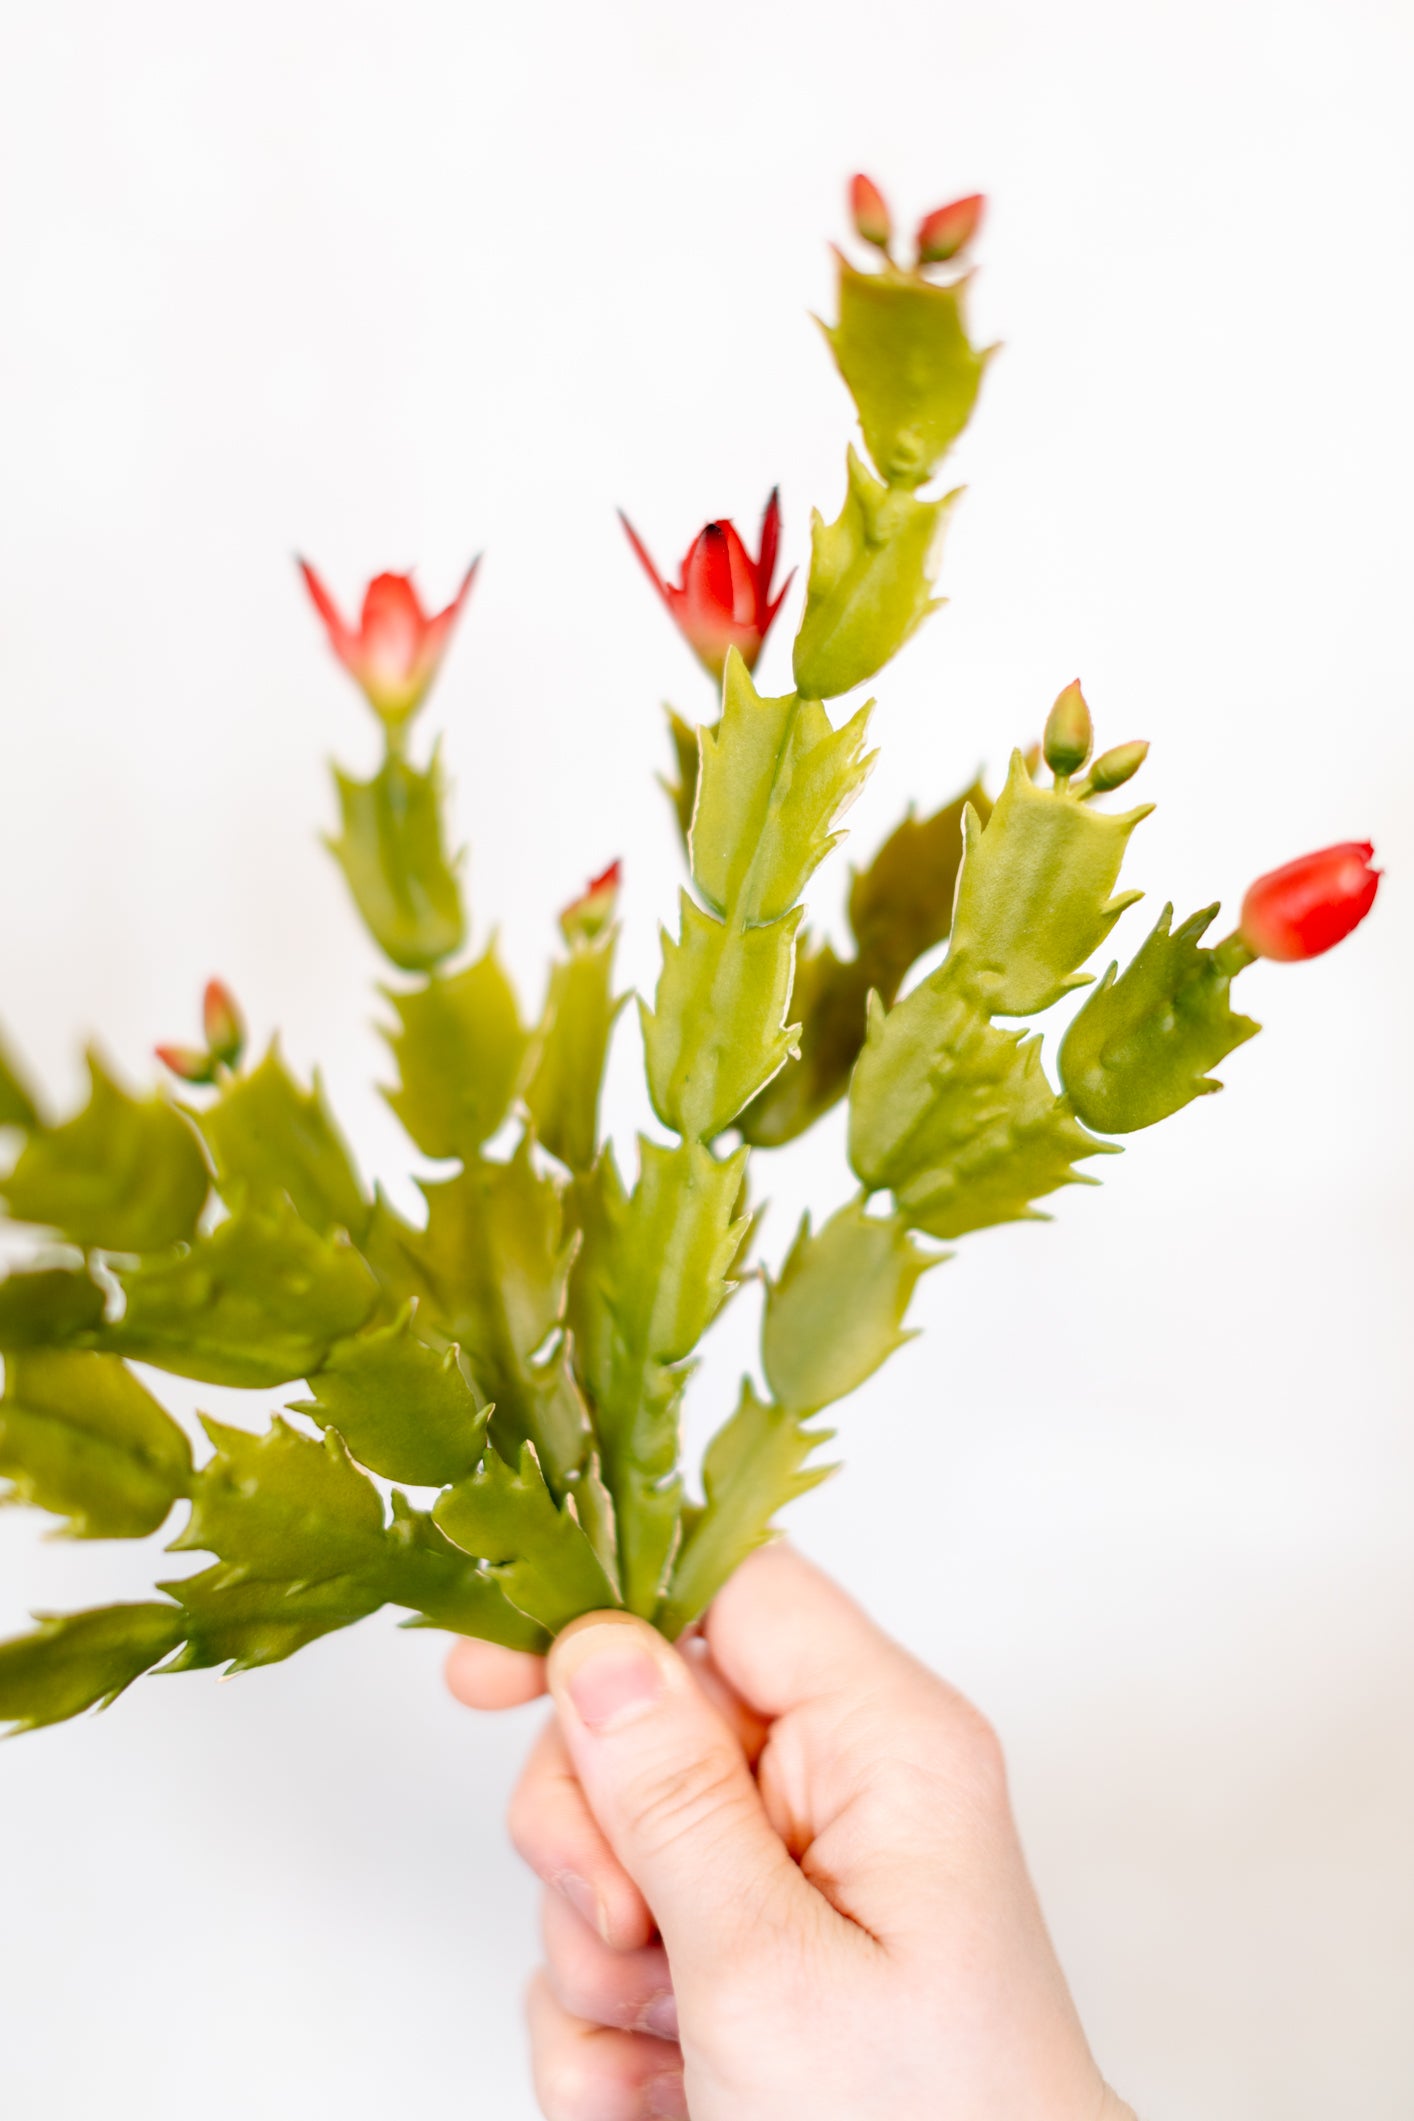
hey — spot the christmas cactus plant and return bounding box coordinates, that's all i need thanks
[0,178,1380,1735]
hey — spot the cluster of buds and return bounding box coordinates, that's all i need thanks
[156,980,245,1086]
[297,560,479,732]
[849,173,985,270]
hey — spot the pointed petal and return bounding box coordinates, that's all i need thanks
[618,511,675,611]
[416,556,481,680]
[755,487,782,601]
[297,558,357,670]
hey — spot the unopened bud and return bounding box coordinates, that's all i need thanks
[202,979,245,1068]
[1043,679,1093,778]
[1088,739,1149,793]
[849,174,892,252]
[916,193,985,266]
[560,860,622,944]
[155,1043,216,1086]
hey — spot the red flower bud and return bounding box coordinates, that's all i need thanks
[560,860,622,944]
[916,193,985,266]
[620,491,793,684]
[298,558,479,728]
[1239,841,1380,962]
[201,979,245,1068]
[155,1043,216,1086]
[849,174,892,252]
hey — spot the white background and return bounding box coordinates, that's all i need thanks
[1,1,1411,2114]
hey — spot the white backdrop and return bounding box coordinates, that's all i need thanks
[1,1,1411,2114]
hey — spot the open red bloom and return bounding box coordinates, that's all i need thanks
[916,193,985,266]
[298,559,479,727]
[620,491,792,683]
[1239,841,1380,962]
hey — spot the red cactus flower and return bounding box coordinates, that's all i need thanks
[201,979,245,1068]
[560,860,622,944]
[619,491,792,683]
[1239,841,1380,962]
[916,193,985,266]
[849,173,892,252]
[298,559,479,727]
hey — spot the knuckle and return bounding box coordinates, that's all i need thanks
[623,1746,750,1864]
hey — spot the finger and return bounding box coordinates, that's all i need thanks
[541,1887,677,2041]
[548,1611,822,1994]
[508,1714,656,1952]
[704,1540,940,1722]
[527,1969,686,2121]
[444,1634,547,1710]
[677,1630,769,1766]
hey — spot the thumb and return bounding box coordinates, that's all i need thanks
[548,1610,809,1988]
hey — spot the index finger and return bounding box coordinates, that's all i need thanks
[445,1635,548,1709]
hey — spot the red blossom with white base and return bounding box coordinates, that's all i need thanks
[1239,841,1381,962]
[619,491,792,684]
[298,559,479,728]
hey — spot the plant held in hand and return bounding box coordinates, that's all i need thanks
[0,175,1380,1734]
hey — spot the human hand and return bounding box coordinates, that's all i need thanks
[447,1544,1135,2121]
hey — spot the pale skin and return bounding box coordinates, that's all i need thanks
[446,1543,1137,2121]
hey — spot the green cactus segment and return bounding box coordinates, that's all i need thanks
[329,744,466,972]
[662,705,700,848]
[824,257,989,488]
[2,1053,208,1255]
[385,1493,552,1650]
[740,778,990,1147]
[200,1044,369,1239]
[161,1566,384,1675]
[657,1383,834,1639]
[99,1198,378,1388]
[643,893,801,1140]
[0,1603,187,1735]
[0,1267,107,1351]
[571,1138,748,1615]
[0,1028,41,1130]
[174,1416,391,1580]
[645,656,872,1141]
[849,964,1115,1238]
[1060,903,1261,1133]
[292,1307,490,1487]
[0,1350,191,1539]
[526,924,626,1174]
[434,1442,618,1634]
[949,752,1151,1015]
[169,1422,544,1661]
[692,662,874,920]
[383,945,529,1160]
[847,781,986,982]
[762,1201,936,1414]
[394,1141,584,1477]
[794,450,954,700]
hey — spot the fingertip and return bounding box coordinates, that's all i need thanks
[444,1634,548,1710]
